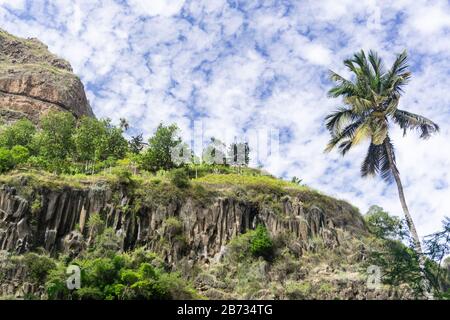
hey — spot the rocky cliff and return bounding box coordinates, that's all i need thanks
[0,172,417,300]
[0,171,411,300]
[0,29,94,124]
[0,176,364,263]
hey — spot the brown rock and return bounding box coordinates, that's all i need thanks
[0,28,94,124]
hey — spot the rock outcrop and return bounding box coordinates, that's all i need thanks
[0,183,365,264]
[0,29,94,124]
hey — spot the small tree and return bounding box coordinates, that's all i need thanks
[35,112,76,168]
[365,205,407,240]
[0,118,36,149]
[141,123,181,171]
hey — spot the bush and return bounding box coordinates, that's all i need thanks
[0,147,13,173]
[250,225,273,259]
[44,246,197,300]
[164,217,183,236]
[170,168,190,189]
[228,225,274,261]
[23,253,57,282]
[11,145,30,164]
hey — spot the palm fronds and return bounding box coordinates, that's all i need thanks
[393,109,440,138]
[325,49,439,181]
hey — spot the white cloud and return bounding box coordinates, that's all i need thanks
[128,0,185,17]
[0,0,25,10]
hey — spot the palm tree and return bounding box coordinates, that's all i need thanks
[324,50,439,296]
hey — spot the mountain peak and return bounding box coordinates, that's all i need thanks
[0,28,94,124]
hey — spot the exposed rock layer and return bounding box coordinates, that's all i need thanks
[0,29,94,123]
[0,184,365,262]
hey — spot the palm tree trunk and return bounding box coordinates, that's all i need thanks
[384,141,433,299]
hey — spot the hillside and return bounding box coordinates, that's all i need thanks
[0,167,417,300]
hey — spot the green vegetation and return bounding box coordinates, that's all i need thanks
[364,207,450,298]
[228,225,274,261]
[250,225,274,259]
[9,228,200,300]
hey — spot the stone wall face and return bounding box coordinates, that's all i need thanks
[0,184,362,263]
[0,29,94,124]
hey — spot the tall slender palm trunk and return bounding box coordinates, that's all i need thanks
[384,141,434,299]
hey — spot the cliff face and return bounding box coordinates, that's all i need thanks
[0,174,418,300]
[0,182,363,263]
[0,174,384,299]
[0,29,94,124]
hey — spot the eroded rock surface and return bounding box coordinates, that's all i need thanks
[0,184,365,263]
[0,29,94,124]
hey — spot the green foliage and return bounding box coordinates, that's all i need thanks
[45,250,196,300]
[228,225,273,261]
[10,145,30,164]
[169,167,190,188]
[367,212,450,298]
[36,112,76,163]
[111,166,134,185]
[164,217,183,237]
[73,116,107,161]
[250,225,274,259]
[0,147,13,173]
[365,205,406,240]
[0,118,36,149]
[141,123,181,171]
[74,117,128,162]
[23,253,57,282]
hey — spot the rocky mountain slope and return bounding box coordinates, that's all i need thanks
[0,29,93,124]
[0,170,413,299]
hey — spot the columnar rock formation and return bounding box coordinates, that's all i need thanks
[0,28,94,124]
[0,184,366,264]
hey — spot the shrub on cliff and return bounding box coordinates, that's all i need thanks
[169,168,190,189]
[45,249,197,300]
[228,225,274,261]
[10,145,30,164]
[250,225,274,260]
[0,147,13,173]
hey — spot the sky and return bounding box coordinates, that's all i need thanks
[0,0,449,237]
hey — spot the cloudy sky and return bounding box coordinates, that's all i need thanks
[1,0,449,237]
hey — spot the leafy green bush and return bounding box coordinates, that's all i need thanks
[11,145,30,164]
[44,249,196,300]
[228,225,273,261]
[250,225,273,259]
[0,118,36,149]
[169,168,190,188]
[364,205,406,240]
[0,147,13,173]
[23,253,57,282]
[164,217,183,236]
